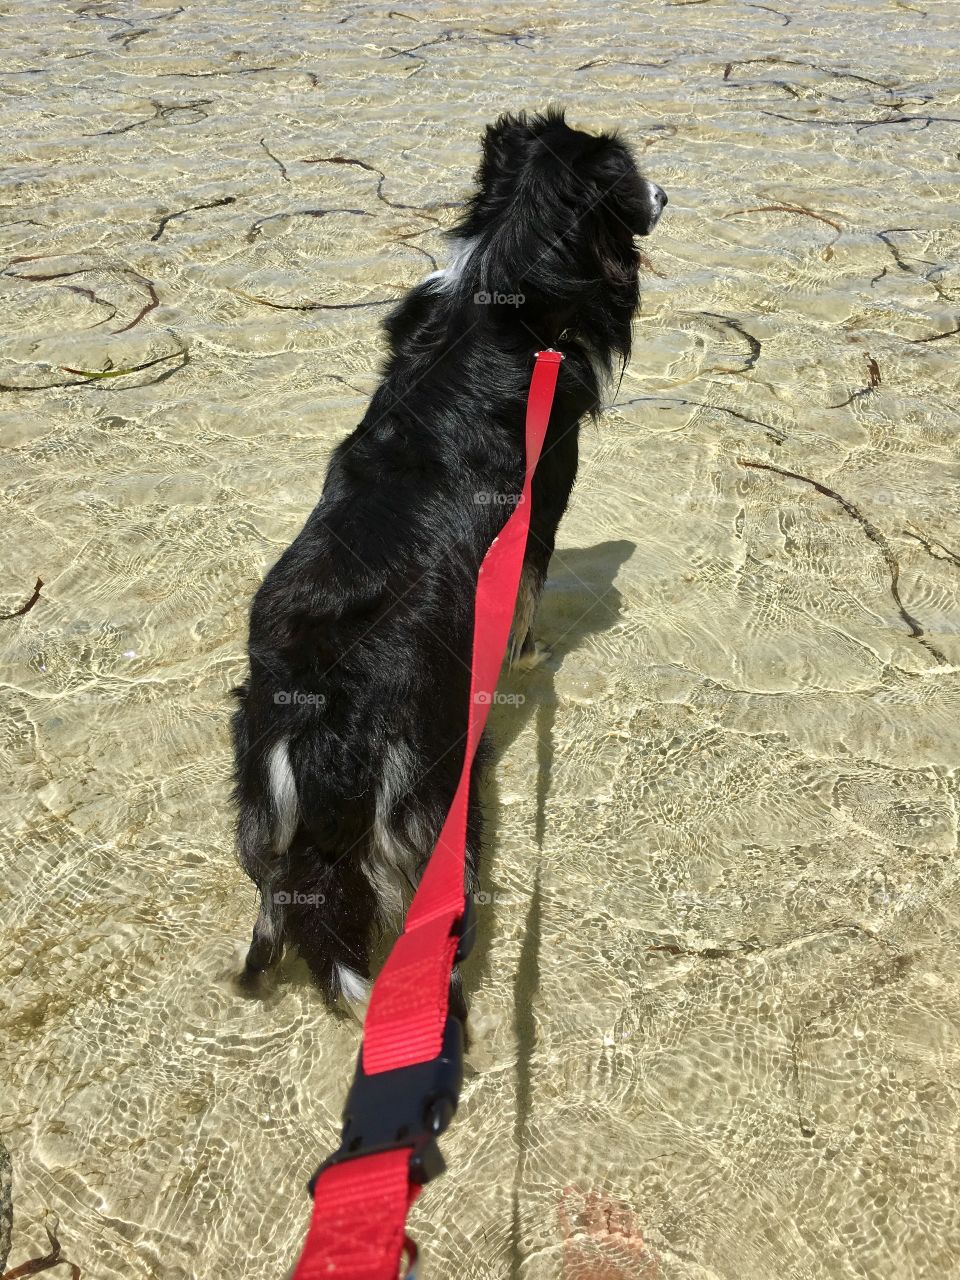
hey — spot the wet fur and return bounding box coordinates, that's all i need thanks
[230,107,662,1014]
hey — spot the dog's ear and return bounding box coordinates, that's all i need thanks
[453,109,568,250]
[473,112,537,202]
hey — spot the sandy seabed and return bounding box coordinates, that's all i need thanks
[2,1,960,1277]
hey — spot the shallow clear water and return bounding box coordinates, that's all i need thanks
[2,1,960,1277]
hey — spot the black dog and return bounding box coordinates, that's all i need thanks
[231,107,666,1012]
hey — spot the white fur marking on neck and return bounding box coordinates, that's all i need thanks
[424,237,477,291]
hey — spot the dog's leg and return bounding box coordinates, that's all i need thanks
[284,839,377,1008]
[245,899,285,974]
[510,408,579,668]
[230,724,381,1008]
[508,562,549,668]
[448,750,486,1044]
[232,704,298,980]
[236,796,290,980]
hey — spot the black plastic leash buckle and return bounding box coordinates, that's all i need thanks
[309,899,475,1195]
[309,1013,464,1193]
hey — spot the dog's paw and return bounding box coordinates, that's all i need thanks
[233,962,277,999]
[512,638,552,670]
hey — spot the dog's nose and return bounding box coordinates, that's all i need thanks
[639,180,668,235]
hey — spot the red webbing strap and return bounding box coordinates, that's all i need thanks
[293,350,563,1280]
[293,1149,420,1280]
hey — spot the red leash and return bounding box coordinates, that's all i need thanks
[292,349,564,1280]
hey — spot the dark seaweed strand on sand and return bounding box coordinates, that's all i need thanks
[0,579,42,620]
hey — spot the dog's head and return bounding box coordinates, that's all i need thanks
[446,108,666,363]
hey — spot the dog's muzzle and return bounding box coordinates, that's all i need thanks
[640,179,668,234]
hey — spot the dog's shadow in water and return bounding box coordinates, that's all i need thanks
[465,537,635,1008]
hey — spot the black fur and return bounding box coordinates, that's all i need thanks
[230,108,664,1013]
